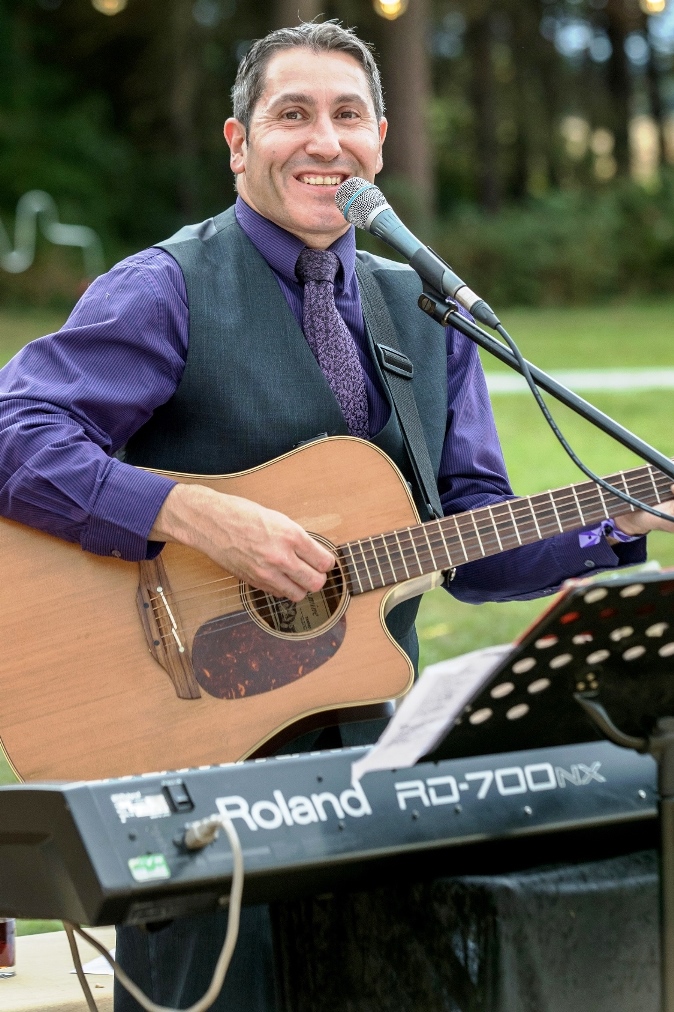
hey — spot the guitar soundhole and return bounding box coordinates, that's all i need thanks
[244,562,348,640]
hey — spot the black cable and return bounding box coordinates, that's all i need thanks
[494,322,674,526]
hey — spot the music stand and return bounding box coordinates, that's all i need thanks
[427,566,674,1012]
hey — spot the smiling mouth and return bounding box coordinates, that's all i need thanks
[297,173,349,187]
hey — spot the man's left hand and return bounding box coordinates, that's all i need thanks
[614,484,674,537]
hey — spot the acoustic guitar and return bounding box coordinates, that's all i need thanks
[0,436,668,783]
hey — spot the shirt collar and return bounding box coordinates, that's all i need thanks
[235,196,357,289]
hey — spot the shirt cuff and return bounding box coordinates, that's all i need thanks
[550,526,647,576]
[81,458,176,561]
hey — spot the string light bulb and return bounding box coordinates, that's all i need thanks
[373,0,408,19]
[91,0,128,14]
[640,0,666,13]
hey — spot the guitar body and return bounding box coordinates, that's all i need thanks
[0,438,424,782]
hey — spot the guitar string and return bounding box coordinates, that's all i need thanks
[150,467,667,610]
[159,461,665,604]
[148,468,669,622]
[158,466,659,607]
[146,470,670,649]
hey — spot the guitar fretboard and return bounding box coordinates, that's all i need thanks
[338,462,672,595]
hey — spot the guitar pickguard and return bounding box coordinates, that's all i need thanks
[191,611,347,699]
[138,540,350,702]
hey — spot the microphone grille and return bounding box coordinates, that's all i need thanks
[335,177,388,229]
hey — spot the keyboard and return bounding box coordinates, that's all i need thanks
[0,740,656,926]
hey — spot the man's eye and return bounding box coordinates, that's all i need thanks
[338,110,359,120]
[283,110,304,120]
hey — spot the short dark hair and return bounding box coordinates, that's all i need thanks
[231,21,385,132]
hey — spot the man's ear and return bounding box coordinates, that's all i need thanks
[224,118,247,175]
[375,117,388,176]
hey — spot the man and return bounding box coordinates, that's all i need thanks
[0,20,672,1012]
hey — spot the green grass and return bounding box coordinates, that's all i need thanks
[0,307,68,363]
[1,299,673,932]
[488,297,674,371]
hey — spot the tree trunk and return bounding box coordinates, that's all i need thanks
[274,0,323,28]
[379,0,434,221]
[171,0,200,220]
[604,0,631,176]
[641,11,666,166]
[466,6,501,212]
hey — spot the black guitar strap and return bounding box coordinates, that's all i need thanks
[355,260,443,520]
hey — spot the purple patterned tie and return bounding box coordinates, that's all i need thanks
[296,248,369,439]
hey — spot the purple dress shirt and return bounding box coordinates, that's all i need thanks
[0,197,645,604]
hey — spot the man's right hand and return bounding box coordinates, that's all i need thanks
[148,483,335,602]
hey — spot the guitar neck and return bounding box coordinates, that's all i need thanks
[339,461,672,595]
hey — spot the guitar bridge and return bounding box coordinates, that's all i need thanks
[136,556,201,699]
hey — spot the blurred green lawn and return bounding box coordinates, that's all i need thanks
[0,299,673,933]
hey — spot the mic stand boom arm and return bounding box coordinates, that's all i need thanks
[418,288,674,484]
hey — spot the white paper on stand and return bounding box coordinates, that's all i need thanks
[70,949,116,975]
[351,643,512,785]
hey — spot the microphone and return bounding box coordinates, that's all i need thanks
[335,177,500,328]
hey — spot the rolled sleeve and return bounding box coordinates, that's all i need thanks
[82,457,176,560]
[448,528,648,604]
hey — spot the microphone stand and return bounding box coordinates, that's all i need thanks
[417,287,674,483]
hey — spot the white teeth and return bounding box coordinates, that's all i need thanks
[300,175,344,186]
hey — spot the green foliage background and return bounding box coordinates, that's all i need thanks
[3,0,674,307]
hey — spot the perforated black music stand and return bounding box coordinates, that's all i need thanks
[428,566,674,1012]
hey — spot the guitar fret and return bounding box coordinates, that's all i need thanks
[486,505,503,551]
[648,467,662,503]
[528,499,542,539]
[343,543,364,594]
[384,532,406,583]
[412,527,429,569]
[506,501,523,545]
[447,518,468,562]
[620,471,635,510]
[424,522,447,569]
[379,534,397,583]
[597,483,609,519]
[570,485,586,525]
[407,531,424,575]
[370,536,387,587]
[548,491,563,533]
[470,513,486,557]
[393,532,411,579]
[358,540,375,591]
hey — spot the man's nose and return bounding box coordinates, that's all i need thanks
[304,113,342,160]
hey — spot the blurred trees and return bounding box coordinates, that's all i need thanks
[1,0,674,297]
[378,0,434,218]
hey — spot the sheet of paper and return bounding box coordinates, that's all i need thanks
[70,949,116,975]
[351,643,512,784]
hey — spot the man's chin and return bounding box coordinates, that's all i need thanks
[279,202,350,242]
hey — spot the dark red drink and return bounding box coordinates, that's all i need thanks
[0,918,15,977]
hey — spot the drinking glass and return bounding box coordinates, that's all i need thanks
[0,918,15,977]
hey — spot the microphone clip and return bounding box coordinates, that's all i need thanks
[417,287,458,328]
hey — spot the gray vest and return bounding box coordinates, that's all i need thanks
[125,206,447,674]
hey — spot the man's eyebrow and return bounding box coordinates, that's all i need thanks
[268,92,369,109]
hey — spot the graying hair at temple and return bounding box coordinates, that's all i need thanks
[231,21,386,132]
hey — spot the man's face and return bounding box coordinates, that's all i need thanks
[224,48,387,248]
